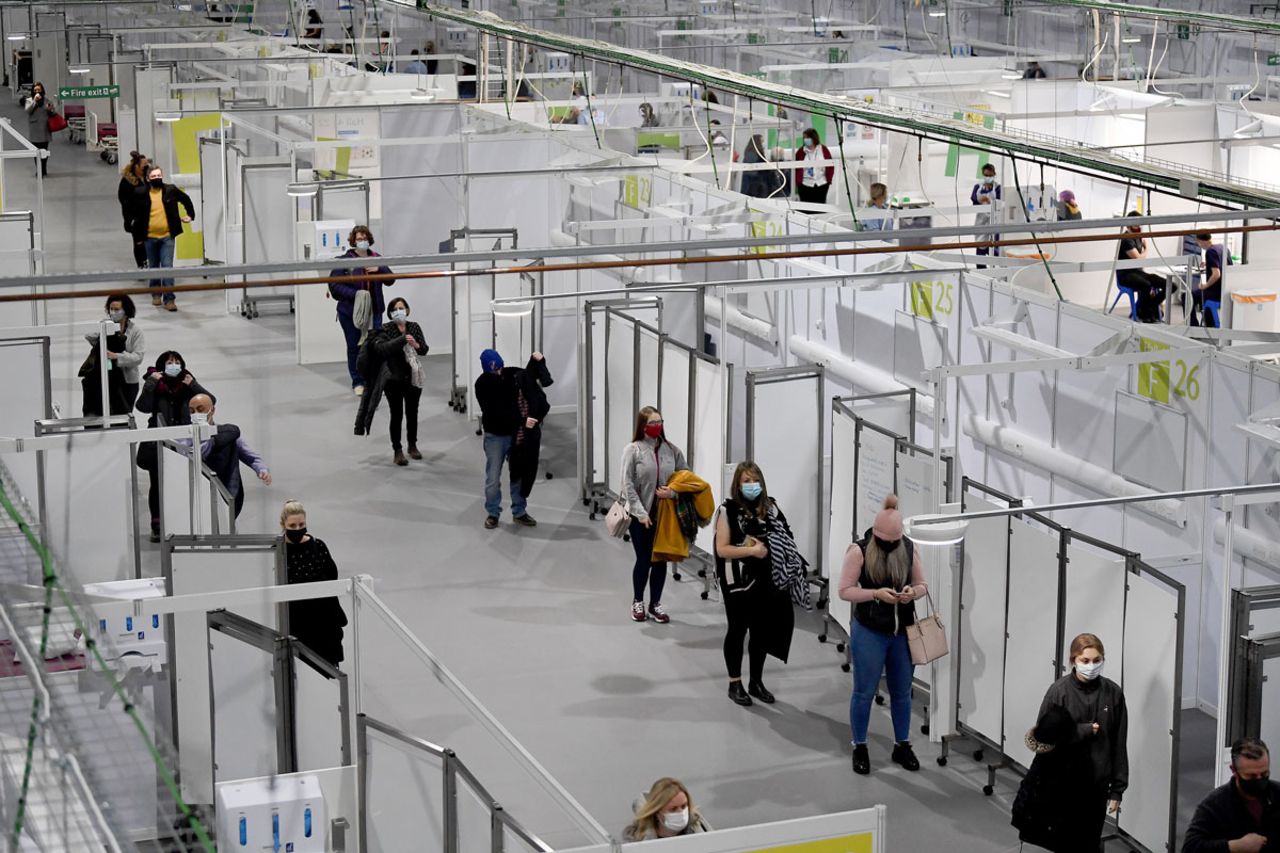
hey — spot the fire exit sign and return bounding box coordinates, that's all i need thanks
[58,84,119,99]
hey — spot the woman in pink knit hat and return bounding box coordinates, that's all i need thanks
[837,494,929,775]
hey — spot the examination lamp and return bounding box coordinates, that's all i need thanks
[491,299,534,318]
[904,511,969,546]
[286,181,320,198]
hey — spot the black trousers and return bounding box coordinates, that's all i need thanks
[797,183,829,205]
[132,239,147,268]
[1120,271,1167,322]
[34,141,47,176]
[383,380,421,451]
[722,581,769,682]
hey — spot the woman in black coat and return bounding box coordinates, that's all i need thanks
[118,152,150,268]
[280,500,347,668]
[135,350,215,541]
[372,297,428,466]
[1012,704,1096,852]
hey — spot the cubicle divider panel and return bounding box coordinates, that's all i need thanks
[492,272,530,364]
[39,434,134,586]
[241,159,295,309]
[1118,564,1183,853]
[637,324,662,412]
[1003,517,1064,770]
[605,310,638,498]
[163,536,285,805]
[854,423,897,540]
[1061,536,1127,681]
[957,492,1013,749]
[691,356,726,557]
[0,338,50,517]
[827,401,857,582]
[659,340,692,458]
[295,661,348,773]
[745,366,825,574]
[209,627,277,783]
[199,137,226,264]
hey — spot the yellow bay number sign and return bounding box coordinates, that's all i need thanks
[1137,337,1200,405]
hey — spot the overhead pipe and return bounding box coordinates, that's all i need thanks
[961,414,1184,524]
[6,222,1280,305]
[706,294,776,344]
[1212,518,1280,573]
[788,335,936,417]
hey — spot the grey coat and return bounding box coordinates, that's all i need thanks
[620,437,688,522]
[24,95,52,145]
[84,320,145,384]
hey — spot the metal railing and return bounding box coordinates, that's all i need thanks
[357,713,554,853]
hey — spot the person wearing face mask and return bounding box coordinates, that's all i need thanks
[118,152,151,269]
[1034,632,1129,848]
[135,351,215,541]
[279,501,348,669]
[82,294,145,416]
[971,163,1002,264]
[23,82,54,176]
[622,778,710,841]
[714,461,803,707]
[1183,737,1278,853]
[329,226,395,396]
[475,349,547,529]
[372,297,428,466]
[620,406,689,624]
[126,167,195,311]
[179,395,271,519]
[794,128,834,206]
[838,494,928,775]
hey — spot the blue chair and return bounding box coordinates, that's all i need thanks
[1204,300,1221,328]
[1109,276,1139,321]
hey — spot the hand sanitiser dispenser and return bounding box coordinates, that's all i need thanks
[216,774,326,851]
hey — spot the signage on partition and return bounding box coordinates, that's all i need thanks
[745,831,875,852]
[58,84,119,100]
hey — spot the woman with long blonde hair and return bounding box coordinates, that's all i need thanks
[622,777,709,841]
[837,494,928,776]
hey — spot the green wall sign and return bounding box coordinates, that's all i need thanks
[58,84,119,99]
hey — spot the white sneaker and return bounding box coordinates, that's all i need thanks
[353,385,365,397]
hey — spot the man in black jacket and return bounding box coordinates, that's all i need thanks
[127,166,195,311]
[475,348,550,530]
[1183,737,1278,853]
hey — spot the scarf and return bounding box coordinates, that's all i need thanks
[763,512,811,610]
[1064,201,1079,216]
[353,289,373,344]
[404,341,424,388]
[515,386,530,445]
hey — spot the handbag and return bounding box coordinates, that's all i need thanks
[47,112,67,133]
[905,591,949,665]
[605,493,629,538]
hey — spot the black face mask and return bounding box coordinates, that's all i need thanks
[1238,775,1270,798]
[284,527,307,544]
[874,535,900,554]
[149,178,164,189]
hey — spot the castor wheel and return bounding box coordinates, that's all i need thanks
[474,428,482,436]
[817,633,827,644]
[973,750,984,761]
[936,756,947,767]
[545,472,552,479]
[982,785,994,796]
[921,724,930,735]
[622,534,630,542]
[589,512,596,521]
[582,498,590,507]
[836,642,846,653]
[673,571,682,581]
[700,591,708,600]
[874,695,885,706]
[840,662,850,672]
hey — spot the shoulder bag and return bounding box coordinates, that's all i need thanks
[48,112,67,133]
[905,590,948,665]
[604,454,630,538]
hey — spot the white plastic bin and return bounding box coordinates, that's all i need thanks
[1231,289,1280,332]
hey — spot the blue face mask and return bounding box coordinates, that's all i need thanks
[740,482,763,501]
[164,363,182,378]
[390,309,407,322]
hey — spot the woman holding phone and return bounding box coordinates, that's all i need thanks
[837,495,928,775]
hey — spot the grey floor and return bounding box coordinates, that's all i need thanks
[3,99,1217,851]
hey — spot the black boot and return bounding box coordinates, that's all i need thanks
[891,741,920,771]
[747,680,775,704]
[852,743,870,775]
[727,681,752,707]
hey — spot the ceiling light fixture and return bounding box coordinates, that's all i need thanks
[69,66,91,75]
[491,299,534,318]
[286,181,319,197]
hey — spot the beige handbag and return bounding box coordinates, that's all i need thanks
[605,496,629,538]
[905,591,949,665]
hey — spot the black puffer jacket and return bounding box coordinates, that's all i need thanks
[135,369,215,427]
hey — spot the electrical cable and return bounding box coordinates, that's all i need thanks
[834,115,860,229]
[1007,151,1065,301]
[579,59,602,149]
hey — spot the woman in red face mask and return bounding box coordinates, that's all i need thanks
[619,406,689,624]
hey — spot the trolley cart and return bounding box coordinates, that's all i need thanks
[63,104,86,144]
[95,121,118,165]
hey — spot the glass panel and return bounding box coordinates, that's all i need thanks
[363,729,445,853]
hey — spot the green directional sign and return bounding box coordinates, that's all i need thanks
[1269,54,1280,66]
[58,84,119,99]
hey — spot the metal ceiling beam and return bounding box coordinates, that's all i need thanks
[410,2,1280,211]
[1028,0,1280,37]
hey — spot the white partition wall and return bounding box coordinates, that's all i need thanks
[604,310,636,495]
[0,338,51,521]
[746,365,825,572]
[38,432,136,586]
[957,492,1012,750]
[689,356,726,557]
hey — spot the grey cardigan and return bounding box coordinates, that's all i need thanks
[84,320,146,384]
[620,437,688,522]
[24,95,52,145]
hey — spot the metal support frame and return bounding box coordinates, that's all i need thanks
[446,227,520,414]
[1226,585,1280,745]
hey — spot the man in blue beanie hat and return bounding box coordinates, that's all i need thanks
[475,348,550,529]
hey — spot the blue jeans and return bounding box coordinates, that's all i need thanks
[849,619,914,744]
[483,433,525,518]
[337,311,364,387]
[143,237,176,303]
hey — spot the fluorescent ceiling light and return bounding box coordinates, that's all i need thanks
[491,299,534,318]
[1001,71,1023,80]
[286,181,319,197]
[6,33,26,41]
[1121,36,1141,44]
[68,66,90,75]
[154,111,181,122]
[928,10,946,17]
[984,90,1011,99]
[970,325,1073,359]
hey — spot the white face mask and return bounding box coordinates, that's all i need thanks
[190,411,209,426]
[109,309,126,323]
[355,239,371,252]
[390,309,407,323]
[661,808,689,833]
[1076,660,1104,681]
